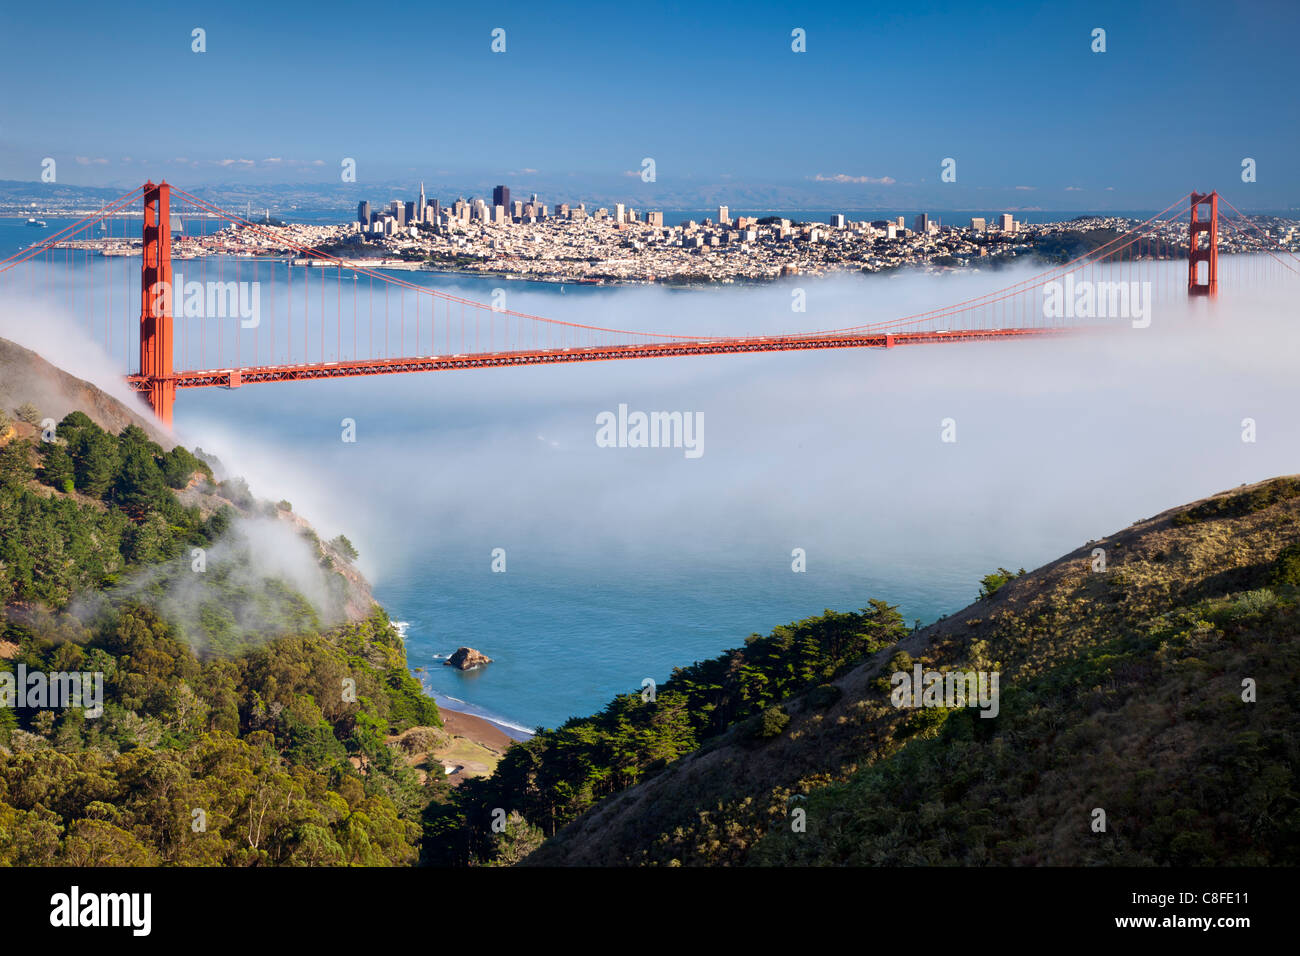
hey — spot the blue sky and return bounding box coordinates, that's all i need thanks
[0,0,1295,209]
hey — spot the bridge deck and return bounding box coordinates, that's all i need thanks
[126,326,1069,391]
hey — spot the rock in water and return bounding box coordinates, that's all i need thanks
[444,647,493,670]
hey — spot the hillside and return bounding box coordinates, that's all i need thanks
[517,476,1300,866]
[0,336,171,449]
[0,349,451,865]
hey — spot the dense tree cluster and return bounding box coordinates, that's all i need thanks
[425,602,908,865]
[0,413,441,865]
[0,414,219,607]
[0,602,440,864]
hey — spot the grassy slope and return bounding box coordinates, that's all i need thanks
[526,476,1300,866]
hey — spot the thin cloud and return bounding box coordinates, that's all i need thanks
[812,173,896,185]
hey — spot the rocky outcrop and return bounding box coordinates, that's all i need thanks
[444,646,493,670]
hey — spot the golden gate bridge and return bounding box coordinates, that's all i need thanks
[1,183,1297,427]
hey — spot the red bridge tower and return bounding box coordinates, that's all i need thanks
[1188,191,1219,298]
[139,182,175,425]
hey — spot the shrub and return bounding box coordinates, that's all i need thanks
[1270,543,1300,588]
[160,446,212,489]
[330,534,359,562]
[754,705,790,739]
[14,402,41,425]
[808,683,842,709]
[1233,589,1277,618]
[978,567,1024,600]
[874,650,914,693]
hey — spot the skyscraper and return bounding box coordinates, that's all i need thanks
[493,185,510,212]
[357,201,370,226]
[717,205,730,225]
[914,213,930,234]
[416,182,426,223]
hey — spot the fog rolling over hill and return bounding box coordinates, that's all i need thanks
[0,336,170,449]
[0,339,452,866]
[0,332,375,649]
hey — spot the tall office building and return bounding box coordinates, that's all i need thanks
[417,182,426,223]
[717,205,730,225]
[970,217,986,232]
[914,213,930,234]
[1000,213,1015,232]
[614,203,625,224]
[493,185,510,212]
[357,201,371,226]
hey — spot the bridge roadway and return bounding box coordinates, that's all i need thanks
[126,326,1069,392]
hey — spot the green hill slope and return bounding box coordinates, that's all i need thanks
[521,477,1300,866]
[1,389,443,865]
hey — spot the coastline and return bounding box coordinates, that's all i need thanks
[394,702,525,788]
[437,706,519,752]
[433,693,534,743]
